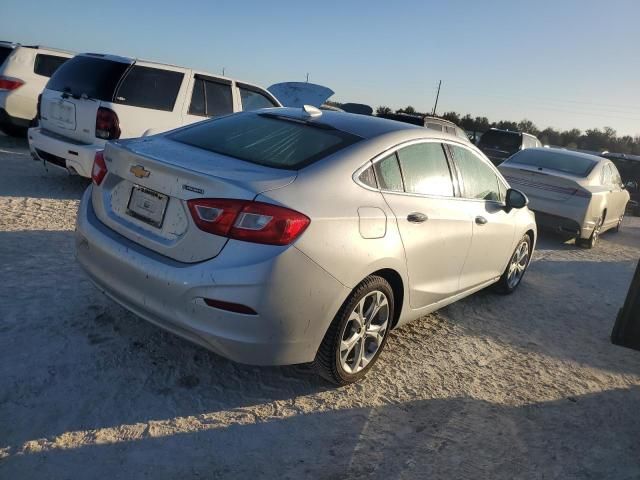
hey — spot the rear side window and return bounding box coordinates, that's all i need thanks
[0,46,14,66]
[188,77,233,117]
[239,85,278,111]
[358,166,377,188]
[46,56,129,101]
[601,164,613,185]
[426,122,443,132]
[168,112,362,170]
[115,66,184,111]
[374,153,404,192]
[34,54,68,78]
[397,143,454,197]
[479,130,522,153]
[451,145,503,201]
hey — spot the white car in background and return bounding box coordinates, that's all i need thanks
[0,41,73,136]
[28,53,281,178]
[499,148,630,248]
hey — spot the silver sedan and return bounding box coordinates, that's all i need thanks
[499,148,630,248]
[76,107,537,384]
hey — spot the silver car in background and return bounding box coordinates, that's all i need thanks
[499,148,630,248]
[75,107,536,384]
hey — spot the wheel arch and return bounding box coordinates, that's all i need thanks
[369,268,405,329]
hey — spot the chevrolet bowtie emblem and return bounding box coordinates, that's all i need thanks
[130,165,150,178]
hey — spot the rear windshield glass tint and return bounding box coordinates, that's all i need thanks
[46,56,129,101]
[479,130,522,152]
[114,65,183,111]
[0,46,13,66]
[168,113,362,170]
[508,149,597,177]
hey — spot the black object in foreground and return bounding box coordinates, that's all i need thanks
[611,259,640,351]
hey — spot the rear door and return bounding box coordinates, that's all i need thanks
[107,61,187,137]
[448,144,516,289]
[182,73,235,126]
[40,55,131,143]
[377,141,472,308]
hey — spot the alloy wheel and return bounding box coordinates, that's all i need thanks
[507,240,530,289]
[339,290,390,374]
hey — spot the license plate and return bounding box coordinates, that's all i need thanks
[127,185,169,228]
[49,100,76,129]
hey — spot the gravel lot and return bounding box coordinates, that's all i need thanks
[1,134,639,479]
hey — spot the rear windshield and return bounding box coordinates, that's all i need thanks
[507,149,597,177]
[0,46,13,66]
[479,130,522,152]
[46,56,130,101]
[168,112,362,170]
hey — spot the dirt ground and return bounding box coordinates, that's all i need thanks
[1,133,639,480]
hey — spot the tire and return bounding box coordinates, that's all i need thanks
[494,234,532,294]
[576,214,603,249]
[314,275,394,386]
[613,214,624,233]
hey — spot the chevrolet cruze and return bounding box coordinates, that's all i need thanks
[75,106,536,385]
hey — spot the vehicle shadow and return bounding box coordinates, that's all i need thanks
[2,387,639,478]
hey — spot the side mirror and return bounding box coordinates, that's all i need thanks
[506,188,528,210]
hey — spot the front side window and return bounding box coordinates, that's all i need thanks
[426,122,443,132]
[451,145,503,201]
[374,153,404,192]
[239,86,277,111]
[396,143,454,197]
[115,66,184,111]
[34,54,68,78]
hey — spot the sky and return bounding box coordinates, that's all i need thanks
[2,0,639,136]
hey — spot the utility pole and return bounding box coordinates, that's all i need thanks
[432,80,442,116]
[611,258,640,351]
[306,73,309,83]
[222,67,226,76]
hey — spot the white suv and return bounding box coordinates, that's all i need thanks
[0,41,73,136]
[28,53,281,178]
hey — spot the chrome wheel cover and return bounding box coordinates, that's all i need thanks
[507,240,530,289]
[339,290,390,374]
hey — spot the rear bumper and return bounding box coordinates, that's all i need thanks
[533,211,582,236]
[75,188,349,365]
[28,127,103,178]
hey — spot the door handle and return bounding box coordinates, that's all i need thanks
[475,216,488,225]
[407,212,428,223]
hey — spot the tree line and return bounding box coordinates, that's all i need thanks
[373,105,640,156]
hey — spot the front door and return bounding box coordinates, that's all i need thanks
[448,144,516,290]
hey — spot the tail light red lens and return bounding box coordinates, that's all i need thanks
[91,151,108,185]
[0,76,24,91]
[95,107,121,140]
[187,199,310,246]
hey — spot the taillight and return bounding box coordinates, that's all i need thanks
[187,199,310,246]
[95,107,121,140]
[91,151,108,185]
[36,94,42,120]
[0,76,24,91]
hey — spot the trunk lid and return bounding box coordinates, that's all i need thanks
[40,54,131,144]
[499,164,589,202]
[92,136,297,262]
